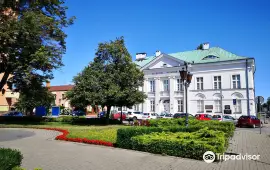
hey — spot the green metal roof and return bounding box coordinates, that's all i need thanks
[134,47,247,68]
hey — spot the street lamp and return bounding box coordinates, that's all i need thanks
[180,62,193,127]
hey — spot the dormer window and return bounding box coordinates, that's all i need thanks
[163,63,167,67]
[202,55,219,60]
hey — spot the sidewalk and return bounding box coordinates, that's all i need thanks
[218,128,270,170]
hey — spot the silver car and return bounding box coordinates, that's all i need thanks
[212,115,237,124]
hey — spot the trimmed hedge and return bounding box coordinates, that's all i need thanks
[0,148,23,170]
[0,116,121,125]
[149,118,235,138]
[116,125,203,149]
[131,128,226,160]
[116,118,235,158]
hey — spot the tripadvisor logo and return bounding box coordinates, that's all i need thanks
[203,151,260,163]
[203,151,215,163]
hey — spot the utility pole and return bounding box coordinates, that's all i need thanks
[245,59,250,116]
[220,86,223,121]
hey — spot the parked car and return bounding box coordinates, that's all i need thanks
[72,110,86,117]
[1,111,23,117]
[195,114,212,120]
[112,112,126,120]
[173,113,194,119]
[142,113,158,120]
[98,111,106,118]
[158,113,173,119]
[127,111,143,120]
[237,115,262,128]
[212,115,237,124]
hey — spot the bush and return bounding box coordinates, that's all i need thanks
[116,125,203,149]
[131,128,225,160]
[149,118,235,138]
[0,148,23,170]
[116,127,163,149]
[0,116,121,126]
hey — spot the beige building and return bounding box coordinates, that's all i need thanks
[0,73,20,112]
[47,82,74,108]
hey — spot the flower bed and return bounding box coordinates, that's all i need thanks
[41,128,114,147]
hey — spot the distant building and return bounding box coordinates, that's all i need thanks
[0,73,19,112]
[47,82,74,108]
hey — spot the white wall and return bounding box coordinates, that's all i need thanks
[137,58,255,116]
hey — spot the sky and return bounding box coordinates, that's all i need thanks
[51,0,270,100]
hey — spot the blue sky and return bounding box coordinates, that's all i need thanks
[52,0,270,100]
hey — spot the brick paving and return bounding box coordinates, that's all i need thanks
[0,128,270,170]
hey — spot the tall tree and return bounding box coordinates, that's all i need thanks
[66,37,146,123]
[0,0,75,92]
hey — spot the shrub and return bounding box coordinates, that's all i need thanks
[131,128,225,160]
[149,118,235,138]
[0,116,121,125]
[0,148,23,170]
[116,125,202,149]
[116,127,163,149]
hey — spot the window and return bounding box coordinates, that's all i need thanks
[150,101,155,112]
[232,75,241,89]
[196,77,203,90]
[163,80,169,91]
[214,100,222,113]
[214,76,221,89]
[202,55,219,60]
[177,100,183,112]
[123,106,127,111]
[163,63,167,67]
[62,93,65,99]
[176,79,183,91]
[235,100,242,113]
[197,100,204,113]
[134,104,139,111]
[149,80,155,92]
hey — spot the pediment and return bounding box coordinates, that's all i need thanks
[141,54,185,70]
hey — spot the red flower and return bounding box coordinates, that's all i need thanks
[41,128,114,147]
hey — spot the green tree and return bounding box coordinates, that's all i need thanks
[15,78,54,115]
[66,37,146,123]
[0,0,75,91]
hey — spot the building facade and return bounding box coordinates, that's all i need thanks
[132,45,255,118]
[0,73,19,112]
[47,82,74,108]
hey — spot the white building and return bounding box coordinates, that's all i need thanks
[127,44,256,118]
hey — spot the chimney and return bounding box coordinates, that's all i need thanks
[46,81,50,87]
[202,43,210,50]
[136,53,147,61]
[155,50,161,57]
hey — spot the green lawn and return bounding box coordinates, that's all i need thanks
[0,123,127,143]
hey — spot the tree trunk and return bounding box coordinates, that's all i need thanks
[120,106,123,124]
[0,71,10,91]
[106,105,111,125]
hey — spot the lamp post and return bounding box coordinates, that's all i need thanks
[180,62,193,127]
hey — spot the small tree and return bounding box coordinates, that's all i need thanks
[67,37,146,123]
[15,78,54,115]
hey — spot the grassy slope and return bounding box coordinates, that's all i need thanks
[0,123,127,143]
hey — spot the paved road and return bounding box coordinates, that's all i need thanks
[0,128,270,170]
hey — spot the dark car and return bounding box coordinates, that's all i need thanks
[98,111,106,118]
[1,111,23,117]
[173,113,194,118]
[237,115,262,128]
[72,110,86,116]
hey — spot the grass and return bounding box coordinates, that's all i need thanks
[0,123,127,143]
